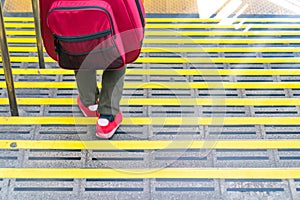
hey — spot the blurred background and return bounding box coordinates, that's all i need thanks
[2,0,299,15]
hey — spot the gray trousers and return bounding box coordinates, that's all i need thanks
[75,67,126,116]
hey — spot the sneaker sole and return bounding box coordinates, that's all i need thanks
[96,125,120,139]
[79,107,98,117]
[81,111,88,117]
[78,96,98,117]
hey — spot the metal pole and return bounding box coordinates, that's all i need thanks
[0,2,19,116]
[31,0,45,69]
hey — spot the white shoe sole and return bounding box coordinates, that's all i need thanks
[79,107,98,117]
[82,111,88,117]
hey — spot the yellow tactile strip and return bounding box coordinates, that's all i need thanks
[1,168,300,179]
[1,140,300,150]
[1,116,300,125]
[0,97,300,106]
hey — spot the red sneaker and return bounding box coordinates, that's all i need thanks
[77,95,99,117]
[96,111,123,139]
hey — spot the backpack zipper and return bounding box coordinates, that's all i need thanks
[57,42,116,56]
[54,29,111,42]
[48,6,116,36]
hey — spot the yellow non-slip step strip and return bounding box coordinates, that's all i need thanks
[145,31,300,36]
[136,24,300,29]
[1,168,300,179]
[146,18,300,23]
[6,38,300,44]
[6,30,300,36]
[1,140,300,150]
[0,117,300,125]
[0,98,300,106]
[143,39,300,44]
[3,57,300,63]
[2,82,300,89]
[5,17,300,23]
[6,47,300,53]
[141,47,300,53]
[2,69,300,76]
[4,23,300,29]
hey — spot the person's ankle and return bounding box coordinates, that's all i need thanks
[99,114,114,122]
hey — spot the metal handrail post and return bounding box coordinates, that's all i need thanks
[0,2,19,116]
[31,0,45,69]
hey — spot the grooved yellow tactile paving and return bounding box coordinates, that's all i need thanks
[1,168,300,179]
[0,117,300,125]
[169,0,198,14]
[144,0,167,14]
[7,17,300,23]
[3,57,300,63]
[2,68,300,75]
[1,140,300,150]
[2,81,300,89]
[143,0,200,14]
[0,97,299,106]
[3,0,32,13]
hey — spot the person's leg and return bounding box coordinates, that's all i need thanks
[98,67,126,116]
[75,70,99,106]
[75,70,99,116]
[96,67,126,139]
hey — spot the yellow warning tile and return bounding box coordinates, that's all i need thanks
[169,0,198,14]
[144,0,168,14]
[144,0,198,14]
[3,0,32,13]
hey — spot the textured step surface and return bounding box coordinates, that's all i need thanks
[1,15,300,199]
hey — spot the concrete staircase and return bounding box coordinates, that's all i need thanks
[0,16,300,199]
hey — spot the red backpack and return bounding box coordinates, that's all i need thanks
[39,0,145,70]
